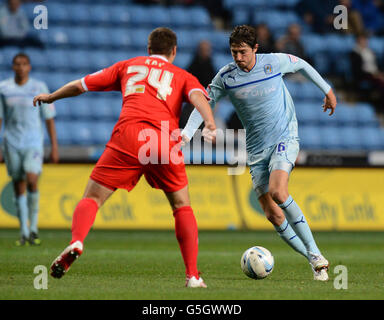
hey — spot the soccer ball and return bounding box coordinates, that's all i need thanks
[240,246,274,279]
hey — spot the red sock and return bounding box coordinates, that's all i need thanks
[70,198,99,244]
[173,206,199,278]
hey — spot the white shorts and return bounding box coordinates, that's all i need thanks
[3,143,43,180]
[249,137,299,197]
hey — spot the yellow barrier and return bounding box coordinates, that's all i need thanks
[1,164,384,230]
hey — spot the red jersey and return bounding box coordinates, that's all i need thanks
[82,55,207,145]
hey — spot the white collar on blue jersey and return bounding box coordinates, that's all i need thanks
[149,55,169,62]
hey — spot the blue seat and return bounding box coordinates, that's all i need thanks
[147,6,170,27]
[91,121,115,145]
[298,126,322,150]
[89,5,111,25]
[46,49,69,70]
[129,6,150,26]
[189,7,212,29]
[177,30,198,52]
[295,102,321,125]
[360,127,384,150]
[129,28,151,51]
[89,51,111,71]
[53,99,72,120]
[89,98,119,120]
[68,121,94,145]
[320,126,342,150]
[46,26,70,47]
[232,8,250,26]
[213,54,232,72]
[55,121,72,145]
[69,98,93,119]
[109,28,133,49]
[210,31,230,52]
[174,53,192,69]
[67,50,92,72]
[354,103,379,127]
[109,5,132,25]
[68,4,91,25]
[65,26,90,48]
[339,127,362,150]
[332,104,357,127]
[24,49,48,70]
[46,3,70,25]
[301,34,325,56]
[169,7,191,28]
[88,28,111,48]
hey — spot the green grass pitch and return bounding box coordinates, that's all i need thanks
[0,229,383,300]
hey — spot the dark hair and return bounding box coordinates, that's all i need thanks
[12,52,30,64]
[148,27,177,56]
[229,25,258,48]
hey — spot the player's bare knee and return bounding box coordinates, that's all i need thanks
[265,208,284,226]
[269,188,288,205]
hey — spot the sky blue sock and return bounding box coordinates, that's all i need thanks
[274,218,307,258]
[278,195,321,256]
[28,191,39,234]
[16,194,29,238]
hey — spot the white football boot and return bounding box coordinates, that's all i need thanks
[50,241,83,279]
[309,252,329,281]
[186,276,207,288]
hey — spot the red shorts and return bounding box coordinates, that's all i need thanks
[90,124,188,193]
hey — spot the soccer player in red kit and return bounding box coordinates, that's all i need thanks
[33,28,216,288]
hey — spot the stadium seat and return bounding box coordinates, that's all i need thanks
[338,127,362,150]
[69,98,93,119]
[64,26,90,48]
[129,28,152,51]
[88,27,111,48]
[68,4,91,25]
[89,5,111,25]
[66,50,92,72]
[54,99,73,120]
[91,121,115,145]
[89,98,120,120]
[24,49,48,70]
[360,127,384,151]
[232,8,250,26]
[298,126,322,150]
[46,49,70,70]
[354,103,379,127]
[109,28,133,49]
[169,7,192,28]
[55,121,73,145]
[210,31,231,53]
[213,54,233,72]
[320,127,342,150]
[45,3,70,25]
[89,51,111,71]
[177,30,198,52]
[68,121,94,145]
[147,6,171,27]
[295,102,321,125]
[174,53,192,69]
[108,5,132,26]
[189,7,212,29]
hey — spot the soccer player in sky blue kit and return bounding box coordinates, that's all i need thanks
[0,53,59,246]
[182,25,337,281]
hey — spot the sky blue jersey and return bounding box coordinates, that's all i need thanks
[182,53,331,155]
[0,77,56,150]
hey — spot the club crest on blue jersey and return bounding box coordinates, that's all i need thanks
[264,64,273,75]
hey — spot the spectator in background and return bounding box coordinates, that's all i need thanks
[350,33,384,110]
[180,40,216,127]
[275,24,311,63]
[338,0,366,36]
[0,0,43,48]
[255,24,275,54]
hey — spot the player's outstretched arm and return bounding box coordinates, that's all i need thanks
[188,90,217,144]
[323,88,337,116]
[33,79,85,106]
